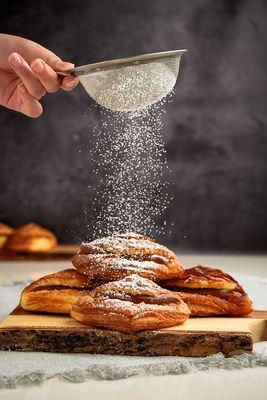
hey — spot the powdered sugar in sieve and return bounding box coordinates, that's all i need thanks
[58,50,187,111]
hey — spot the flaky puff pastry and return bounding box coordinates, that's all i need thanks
[72,232,183,282]
[20,269,99,314]
[161,266,253,316]
[162,265,239,290]
[71,274,190,332]
[6,223,57,253]
[0,223,13,249]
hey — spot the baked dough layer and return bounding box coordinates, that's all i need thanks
[71,274,190,332]
[73,233,183,281]
[162,265,238,290]
[20,269,97,314]
[161,266,253,316]
[174,287,253,316]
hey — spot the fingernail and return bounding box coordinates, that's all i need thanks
[32,59,45,74]
[9,53,22,67]
[55,60,75,70]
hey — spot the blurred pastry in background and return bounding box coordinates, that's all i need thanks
[0,222,14,249]
[5,222,57,253]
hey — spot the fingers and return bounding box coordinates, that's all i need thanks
[8,51,78,119]
[35,54,78,92]
[8,53,46,100]
[31,59,79,93]
[31,58,61,93]
[17,83,43,118]
[49,58,74,72]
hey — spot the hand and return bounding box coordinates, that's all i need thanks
[0,34,79,118]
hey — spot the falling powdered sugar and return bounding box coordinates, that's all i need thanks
[80,58,177,239]
[84,96,173,239]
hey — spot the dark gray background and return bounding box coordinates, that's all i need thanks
[0,0,266,252]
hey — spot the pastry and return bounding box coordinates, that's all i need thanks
[6,223,57,253]
[71,274,190,332]
[162,265,239,290]
[20,268,99,314]
[72,232,183,282]
[175,287,253,316]
[161,265,253,316]
[0,222,13,249]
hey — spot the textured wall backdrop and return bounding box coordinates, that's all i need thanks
[0,0,266,252]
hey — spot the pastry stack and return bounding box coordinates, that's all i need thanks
[20,233,253,333]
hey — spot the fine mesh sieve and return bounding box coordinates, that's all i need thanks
[58,50,187,111]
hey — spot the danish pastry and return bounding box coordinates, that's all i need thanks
[162,265,239,290]
[0,222,13,249]
[6,223,57,253]
[72,232,183,282]
[71,274,190,332]
[161,266,253,316]
[20,268,98,314]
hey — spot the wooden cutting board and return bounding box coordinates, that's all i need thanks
[0,308,266,357]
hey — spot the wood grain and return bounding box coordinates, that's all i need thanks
[0,308,266,357]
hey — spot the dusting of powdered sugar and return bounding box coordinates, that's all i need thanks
[84,96,173,239]
[82,234,167,254]
[94,274,161,297]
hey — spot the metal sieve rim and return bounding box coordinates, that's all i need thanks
[61,49,187,76]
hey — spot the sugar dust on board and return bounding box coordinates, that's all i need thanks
[84,93,174,239]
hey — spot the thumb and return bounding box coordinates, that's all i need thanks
[39,51,74,72]
[47,58,75,72]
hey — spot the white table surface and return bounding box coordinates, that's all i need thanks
[0,254,267,400]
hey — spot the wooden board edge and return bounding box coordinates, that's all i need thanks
[0,327,253,357]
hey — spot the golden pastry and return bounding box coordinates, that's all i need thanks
[72,232,183,282]
[0,222,13,249]
[20,268,98,314]
[162,265,238,290]
[161,265,253,316]
[71,274,190,332]
[6,223,57,252]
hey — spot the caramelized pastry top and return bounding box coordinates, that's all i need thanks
[71,274,190,331]
[161,266,253,316]
[22,268,99,293]
[177,287,253,316]
[80,233,174,258]
[90,274,184,306]
[162,265,238,290]
[73,232,183,281]
[20,269,97,314]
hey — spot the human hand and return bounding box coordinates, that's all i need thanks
[0,34,79,117]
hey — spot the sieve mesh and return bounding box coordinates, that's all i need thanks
[76,54,184,111]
